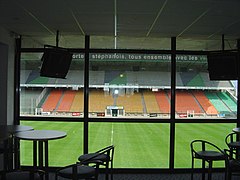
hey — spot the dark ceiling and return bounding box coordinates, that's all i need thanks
[0,0,240,50]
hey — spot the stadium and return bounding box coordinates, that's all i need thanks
[20,53,237,119]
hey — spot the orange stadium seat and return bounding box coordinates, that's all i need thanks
[42,89,63,112]
[57,90,76,112]
[70,90,84,112]
[192,91,218,115]
[155,91,170,114]
[143,91,160,113]
[175,91,202,114]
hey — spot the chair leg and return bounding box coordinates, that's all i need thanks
[105,162,109,180]
[208,161,212,180]
[191,158,194,180]
[55,173,58,180]
[227,170,231,180]
[202,160,206,180]
[110,161,113,180]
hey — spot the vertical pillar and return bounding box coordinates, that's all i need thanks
[14,37,21,125]
[84,35,90,154]
[170,37,176,170]
[237,39,240,127]
[0,42,9,125]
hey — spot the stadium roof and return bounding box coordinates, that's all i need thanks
[0,0,240,50]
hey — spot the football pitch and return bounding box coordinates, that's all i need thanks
[20,121,235,168]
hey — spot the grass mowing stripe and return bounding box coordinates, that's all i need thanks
[175,123,235,168]
[20,121,235,168]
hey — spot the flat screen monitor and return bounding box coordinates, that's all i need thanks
[207,51,239,80]
[40,47,72,79]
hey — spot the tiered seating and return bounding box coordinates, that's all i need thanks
[192,91,218,115]
[117,93,143,113]
[70,90,84,112]
[42,89,63,112]
[205,92,230,114]
[143,91,160,113]
[217,92,237,113]
[175,91,202,114]
[57,90,76,112]
[89,90,114,112]
[155,91,170,113]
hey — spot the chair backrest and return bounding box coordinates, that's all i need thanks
[225,132,239,148]
[96,145,115,162]
[190,140,225,158]
[80,145,115,165]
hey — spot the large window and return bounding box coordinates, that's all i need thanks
[20,52,84,117]
[89,123,170,168]
[176,54,237,119]
[19,37,239,170]
[20,121,83,166]
[89,53,171,119]
[174,123,236,168]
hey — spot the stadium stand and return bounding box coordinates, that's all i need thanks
[42,89,63,112]
[187,74,205,87]
[179,72,200,86]
[20,88,42,114]
[57,90,76,112]
[204,91,231,115]
[20,70,31,84]
[155,91,170,114]
[175,91,203,114]
[21,70,235,90]
[55,71,84,85]
[192,91,218,115]
[216,92,237,113]
[143,91,160,113]
[117,92,143,113]
[90,71,105,85]
[89,89,114,112]
[70,90,84,112]
[176,73,184,86]
[200,73,233,88]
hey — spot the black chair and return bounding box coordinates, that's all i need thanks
[55,146,114,180]
[190,140,227,180]
[224,149,240,180]
[225,132,240,159]
[55,163,98,180]
[78,145,114,180]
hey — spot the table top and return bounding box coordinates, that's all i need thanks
[232,127,240,133]
[0,125,33,140]
[15,130,67,141]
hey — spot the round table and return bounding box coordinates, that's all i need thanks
[232,127,240,133]
[15,130,67,180]
[0,125,34,170]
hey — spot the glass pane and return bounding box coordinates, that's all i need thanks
[175,123,236,168]
[175,54,237,119]
[20,52,84,117]
[21,35,85,49]
[90,36,171,50]
[89,53,171,118]
[20,120,83,166]
[89,123,170,168]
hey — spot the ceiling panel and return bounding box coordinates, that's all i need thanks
[0,0,239,50]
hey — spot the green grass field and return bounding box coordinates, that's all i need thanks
[20,121,235,168]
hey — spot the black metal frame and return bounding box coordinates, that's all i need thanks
[15,35,240,173]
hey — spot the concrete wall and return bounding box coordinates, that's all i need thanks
[0,27,15,125]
